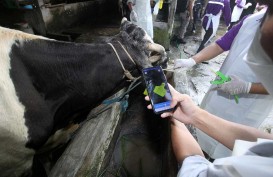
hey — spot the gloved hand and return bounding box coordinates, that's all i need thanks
[130,10,138,22]
[217,75,252,95]
[174,58,196,69]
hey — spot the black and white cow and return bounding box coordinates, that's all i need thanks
[0,18,167,177]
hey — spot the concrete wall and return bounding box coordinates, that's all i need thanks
[34,0,119,35]
[153,0,177,50]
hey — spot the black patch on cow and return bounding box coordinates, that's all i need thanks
[9,38,142,150]
[119,21,150,56]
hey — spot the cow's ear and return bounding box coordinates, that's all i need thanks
[121,17,128,24]
[120,17,131,31]
[120,20,126,31]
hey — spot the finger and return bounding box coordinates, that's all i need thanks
[215,85,225,92]
[217,83,227,89]
[145,96,150,101]
[171,94,189,106]
[161,112,173,118]
[170,99,179,108]
[228,75,237,80]
[209,84,219,91]
[167,83,175,92]
[167,83,181,97]
[169,83,188,98]
[147,104,152,109]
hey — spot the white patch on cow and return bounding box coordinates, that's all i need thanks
[0,26,47,41]
[0,27,38,176]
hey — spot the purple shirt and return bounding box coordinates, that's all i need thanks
[202,0,231,28]
[216,15,248,51]
[236,0,244,8]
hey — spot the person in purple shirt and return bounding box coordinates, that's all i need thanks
[228,0,253,30]
[197,0,231,53]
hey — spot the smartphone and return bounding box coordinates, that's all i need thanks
[142,66,173,114]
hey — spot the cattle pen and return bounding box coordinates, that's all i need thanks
[0,0,180,176]
[4,1,273,177]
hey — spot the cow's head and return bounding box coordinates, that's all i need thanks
[116,18,168,69]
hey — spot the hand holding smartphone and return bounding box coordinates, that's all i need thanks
[142,66,174,114]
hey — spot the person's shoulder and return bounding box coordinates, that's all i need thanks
[246,9,266,20]
[211,153,273,177]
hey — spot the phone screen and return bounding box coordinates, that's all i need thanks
[142,66,173,114]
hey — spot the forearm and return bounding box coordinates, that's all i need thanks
[249,83,269,94]
[192,43,224,63]
[171,119,204,163]
[191,109,273,150]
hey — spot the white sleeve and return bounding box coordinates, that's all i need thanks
[178,143,273,177]
[177,155,210,177]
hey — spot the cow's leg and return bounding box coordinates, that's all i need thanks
[37,123,80,154]
[30,155,48,177]
[34,123,79,175]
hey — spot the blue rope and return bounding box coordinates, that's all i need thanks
[102,78,142,112]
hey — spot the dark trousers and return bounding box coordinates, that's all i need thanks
[197,27,213,53]
[192,4,202,32]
